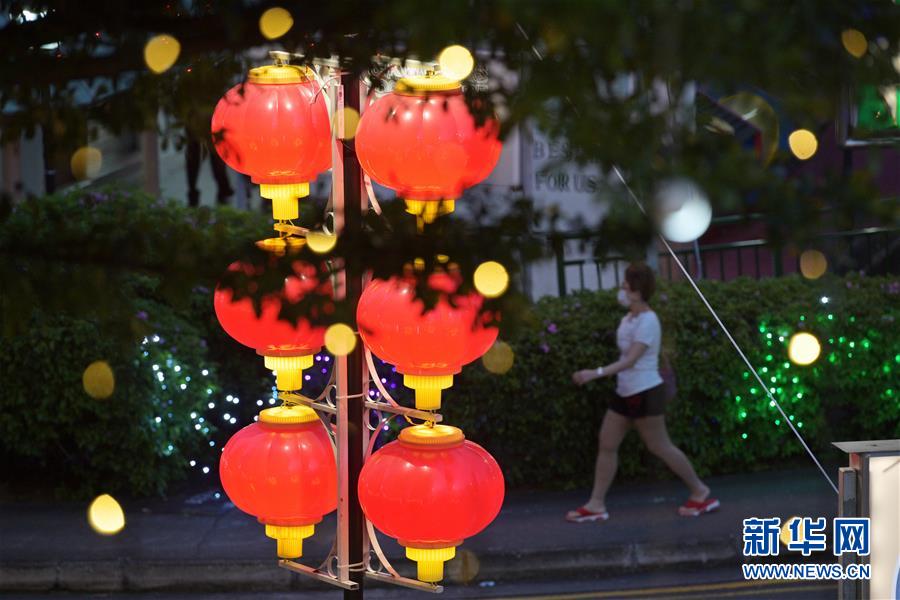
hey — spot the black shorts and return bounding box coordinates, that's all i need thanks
[609,383,666,419]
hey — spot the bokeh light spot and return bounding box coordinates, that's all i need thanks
[447,548,480,584]
[259,7,293,41]
[70,146,103,180]
[306,230,337,254]
[439,45,475,81]
[789,333,821,366]
[654,178,712,243]
[482,341,515,375]
[83,360,115,399]
[88,494,125,535]
[474,261,509,298]
[841,29,867,59]
[144,34,181,74]
[780,516,803,547]
[335,107,360,139]
[325,323,356,356]
[788,129,818,160]
[799,250,828,280]
[718,93,779,165]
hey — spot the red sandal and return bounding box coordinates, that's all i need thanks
[565,506,610,523]
[678,497,720,517]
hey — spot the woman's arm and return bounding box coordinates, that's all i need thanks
[572,342,648,386]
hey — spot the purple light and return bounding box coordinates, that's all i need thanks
[304,374,311,381]
[321,368,327,373]
[324,356,331,362]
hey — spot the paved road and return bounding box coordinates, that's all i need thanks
[1,566,837,599]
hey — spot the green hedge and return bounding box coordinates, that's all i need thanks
[445,275,900,489]
[2,189,897,497]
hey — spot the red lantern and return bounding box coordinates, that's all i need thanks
[355,73,501,224]
[356,273,498,409]
[211,59,331,221]
[214,260,326,391]
[358,424,504,582]
[220,405,337,558]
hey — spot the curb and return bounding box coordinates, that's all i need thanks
[0,537,741,592]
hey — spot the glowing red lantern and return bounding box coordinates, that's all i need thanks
[356,273,498,410]
[220,404,337,558]
[358,424,504,582]
[355,73,502,224]
[211,57,331,221]
[214,260,326,391]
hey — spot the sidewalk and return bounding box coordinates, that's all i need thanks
[0,468,838,593]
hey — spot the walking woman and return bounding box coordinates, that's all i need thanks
[567,263,718,522]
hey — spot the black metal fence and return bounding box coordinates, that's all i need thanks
[551,226,899,296]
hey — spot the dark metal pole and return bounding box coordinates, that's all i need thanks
[342,71,365,600]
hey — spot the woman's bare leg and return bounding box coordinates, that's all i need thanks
[583,410,631,513]
[633,415,709,501]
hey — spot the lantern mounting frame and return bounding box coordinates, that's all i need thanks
[265,65,447,596]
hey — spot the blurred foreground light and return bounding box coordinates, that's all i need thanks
[482,341,514,375]
[70,146,103,180]
[789,332,821,366]
[144,34,181,74]
[336,107,360,140]
[439,45,474,81]
[788,129,818,160]
[474,261,509,298]
[325,323,356,356]
[83,360,115,399]
[447,548,480,584]
[780,516,803,547]
[306,230,337,254]
[719,93,779,165]
[88,494,125,535]
[841,29,867,59]
[259,7,293,40]
[799,250,828,280]
[654,178,712,243]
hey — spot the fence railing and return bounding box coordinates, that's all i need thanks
[550,226,899,296]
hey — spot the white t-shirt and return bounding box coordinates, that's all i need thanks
[615,310,663,397]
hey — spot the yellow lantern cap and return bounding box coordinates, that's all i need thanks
[395,74,462,95]
[259,404,319,425]
[399,424,465,448]
[248,64,315,85]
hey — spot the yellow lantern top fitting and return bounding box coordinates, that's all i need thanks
[259,404,319,425]
[248,52,315,85]
[399,424,465,448]
[394,73,462,95]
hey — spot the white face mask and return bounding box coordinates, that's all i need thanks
[617,288,632,308]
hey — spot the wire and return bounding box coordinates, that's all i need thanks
[611,166,839,495]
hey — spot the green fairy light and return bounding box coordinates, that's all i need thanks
[775,419,781,425]
[766,354,773,361]
[783,362,790,369]
[796,392,803,399]
[759,325,766,333]
[849,316,855,323]
[761,367,768,373]
[792,376,799,384]
[884,365,892,374]
[861,339,870,349]
[789,414,795,421]
[740,410,747,419]
[848,352,854,358]
[770,376,777,383]
[766,333,773,339]
[769,400,776,407]
[829,353,837,363]
[827,314,834,321]
[894,354,900,363]
[741,433,748,439]
[800,316,805,321]
[849,341,856,349]
[839,336,846,344]
[797,422,804,428]
[735,395,742,403]
[887,389,895,397]
[750,387,758,395]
